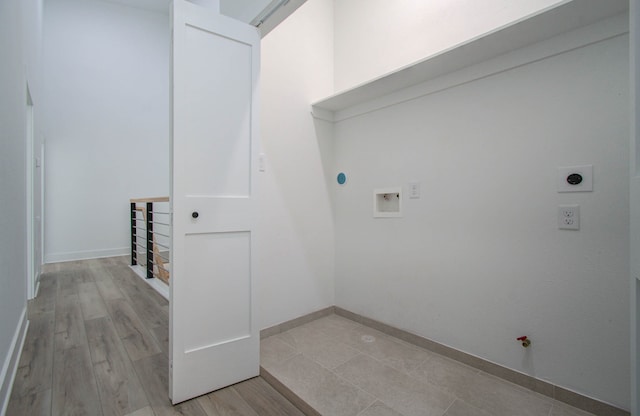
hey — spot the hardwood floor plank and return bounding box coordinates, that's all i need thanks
[28,273,57,318]
[6,387,52,416]
[57,272,79,297]
[105,298,161,361]
[10,257,305,416]
[85,316,123,364]
[124,406,155,416]
[150,324,169,357]
[55,293,88,350]
[110,268,168,329]
[96,278,126,301]
[197,386,259,416]
[52,341,102,416]
[133,353,207,416]
[92,268,125,301]
[42,262,62,273]
[11,312,55,398]
[85,316,150,416]
[79,281,109,320]
[232,377,305,416]
[130,292,169,330]
[96,256,129,268]
[58,267,94,293]
[94,356,150,416]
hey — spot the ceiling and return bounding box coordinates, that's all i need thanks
[102,0,304,35]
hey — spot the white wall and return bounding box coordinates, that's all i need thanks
[631,0,640,413]
[333,25,630,409]
[0,0,42,411]
[258,0,335,329]
[43,0,169,262]
[333,0,565,91]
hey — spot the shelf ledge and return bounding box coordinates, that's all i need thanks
[312,0,628,115]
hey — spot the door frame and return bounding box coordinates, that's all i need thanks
[25,83,37,300]
[630,0,639,414]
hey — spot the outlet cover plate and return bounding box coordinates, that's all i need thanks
[557,165,593,193]
[558,204,580,230]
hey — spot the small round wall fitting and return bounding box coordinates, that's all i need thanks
[566,173,583,185]
[337,172,347,185]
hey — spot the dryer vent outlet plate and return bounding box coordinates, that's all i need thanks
[557,165,593,193]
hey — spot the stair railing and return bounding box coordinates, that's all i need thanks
[130,197,170,283]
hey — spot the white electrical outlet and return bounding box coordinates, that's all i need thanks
[558,205,580,230]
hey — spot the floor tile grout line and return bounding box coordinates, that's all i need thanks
[270,315,458,402]
[547,403,554,416]
[323,315,439,374]
[353,400,377,416]
[441,397,457,416]
[322,317,432,372]
[272,350,381,412]
[311,352,380,403]
[319,314,564,411]
[272,323,364,370]
[268,315,564,416]
[335,348,458,405]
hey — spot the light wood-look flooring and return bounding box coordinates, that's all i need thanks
[7,256,304,416]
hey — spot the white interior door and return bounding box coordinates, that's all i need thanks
[169,0,260,404]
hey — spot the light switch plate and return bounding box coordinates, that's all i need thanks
[259,153,266,172]
[557,165,593,192]
[408,182,420,199]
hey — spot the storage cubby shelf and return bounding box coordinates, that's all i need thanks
[312,0,628,114]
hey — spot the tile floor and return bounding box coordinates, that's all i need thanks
[261,314,596,416]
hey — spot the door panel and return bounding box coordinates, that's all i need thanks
[183,231,251,351]
[170,0,260,404]
[182,25,252,198]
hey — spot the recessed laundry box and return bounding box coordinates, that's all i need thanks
[373,187,402,218]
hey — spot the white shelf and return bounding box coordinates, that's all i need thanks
[312,0,628,114]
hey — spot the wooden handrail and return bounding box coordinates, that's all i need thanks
[129,196,169,203]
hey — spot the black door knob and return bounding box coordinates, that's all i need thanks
[192,211,199,219]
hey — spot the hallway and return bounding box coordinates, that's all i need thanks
[7,257,302,416]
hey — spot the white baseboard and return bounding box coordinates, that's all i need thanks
[0,308,28,416]
[44,247,129,264]
[33,274,40,299]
